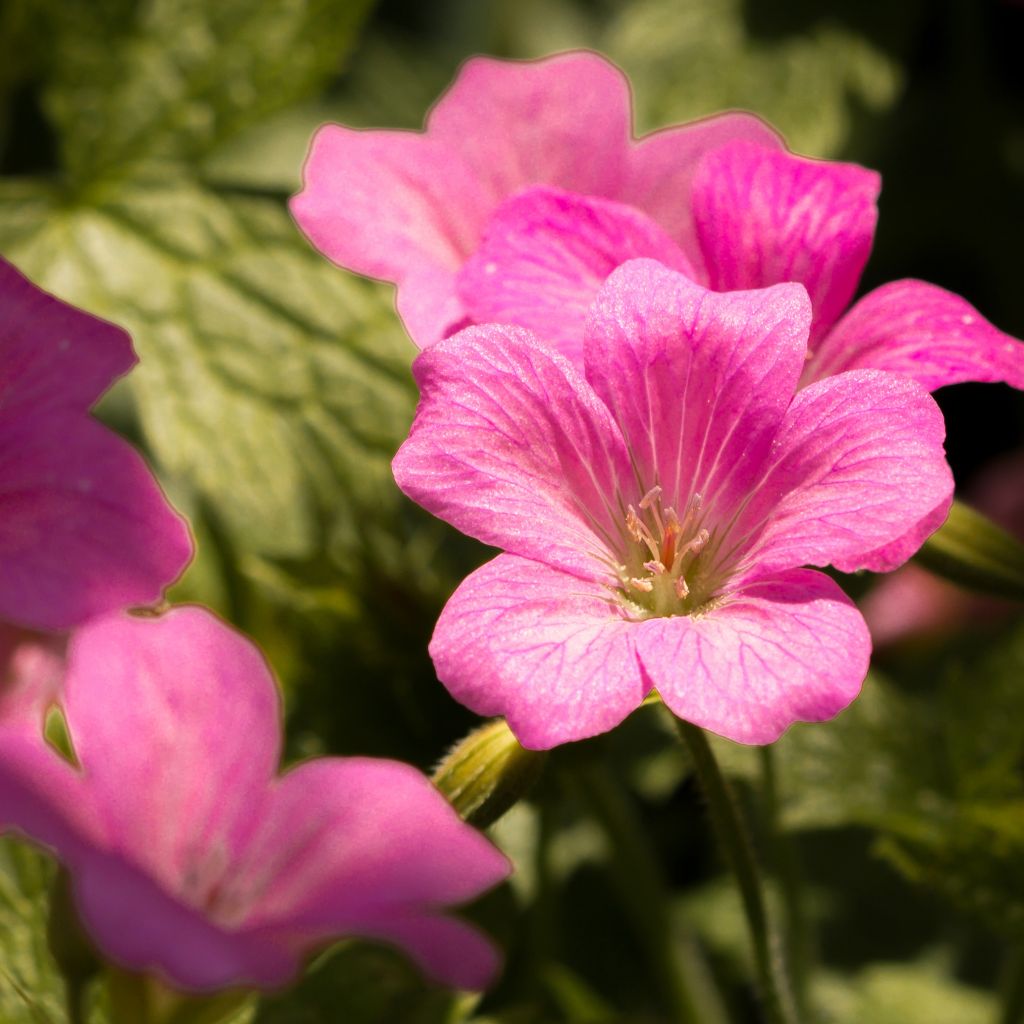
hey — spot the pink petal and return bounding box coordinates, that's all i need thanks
[62,608,283,900]
[0,415,192,629]
[623,114,784,273]
[237,757,509,988]
[805,279,1024,391]
[0,257,135,413]
[835,499,951,575]
[426,52,633,203]
[640,569,868,744]
[0,627,64,732]
[392,325,633,582]
[734,369,954,576]
[457,186,693,365]
[72,851,298,991]
[429,554,646,750]
[692,141,880,338]
[583,259,811,522]
[0,728,101,864]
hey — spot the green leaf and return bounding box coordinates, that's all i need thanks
[0,178,417,566]
[40,0,375,179]
[914,499,1024,601]
[603,0,902,156]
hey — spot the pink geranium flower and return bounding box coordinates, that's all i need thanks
[0,258,192,631]
[393,261,954,749]
[0,607,509,991]
[290,51,777,348]
[291,51,1023,401]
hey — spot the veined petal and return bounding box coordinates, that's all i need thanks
[238,758,509,988]
[623,114,784,273]
[0,257,135,414]
[583,259,810,521]
[429,554,647,750]
[0,415,192,630]
[692,141,880,338]
[62,609,283,901]
[640,569,868,744]
[733,369,953,576]
[426,52,633,203]
[457,186,693,365]
[393,325,633,581]
[805,279,1024,391]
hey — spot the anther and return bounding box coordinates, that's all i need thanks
[674,576,690,600]
[643,560,667,575]
[638,486,662,510]
[629,577,654,593]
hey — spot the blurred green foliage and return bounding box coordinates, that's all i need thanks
[2,0,1024,1021]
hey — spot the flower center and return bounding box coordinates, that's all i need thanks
[617,486,713,617]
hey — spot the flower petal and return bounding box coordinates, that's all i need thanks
[734,369,954,576]
[639,569,868,744]
[0,627,64,732]
[583,259,810,521]
[0,415,192,629]
[805,279,1024,391]
[692,141,880,338]
[72,850,297,991]
[62,608,282,899]
[426,52,633,202]
[0,257,135,413]
[236,758,509,988]
[429,554,646,749]
[623,114,784,272]
[457,186,693,365]
[393,325,633,581]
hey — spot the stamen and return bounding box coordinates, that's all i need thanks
[674,576,690,600]
[638,486,662,510]
[643,560,667,575]
[679,528,710,557]
[629,577,654,592]
[626,505,643,542]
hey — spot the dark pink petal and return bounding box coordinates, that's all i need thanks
[583,259,810,521]
[734,370,953,576]
[457,186,693,364]
[0,415,192,630]
[62,608,282,899]
[426,52,633,203]
[639,569,868,744]
[238,758,509,989]
[72,851,297,991]
[834,499,950,575]
[0,257,135,414]
[623,114,784,272]
[692,142,880,338]
[393,325,633,582]
[0,627,64,732]
[429,554,646,750]
[805,279,1024,391]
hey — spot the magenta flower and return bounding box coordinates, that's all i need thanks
[0,607,509,991]
[0,258,192,631]
[291,51,1022,400]
[290,51,777,349]
[393,261,954,749]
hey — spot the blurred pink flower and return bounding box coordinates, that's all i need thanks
[291,52,1023,400]
[290,51,777,349]
[393,261,954,748]
[0,258,192,631]
[0,607,509,992]
[862,449,1024,647]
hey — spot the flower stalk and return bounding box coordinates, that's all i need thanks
[675,720,801,1024]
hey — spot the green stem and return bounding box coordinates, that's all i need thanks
[759,746,813,1017]
[67,979,88,1024]
[676,721,800,1024]
[571,758,729,1024]
[999,944,1024,1024]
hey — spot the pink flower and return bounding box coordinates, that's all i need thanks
[0,258,192,631]
[291,52,1022,399]
[290,51,778,349]
[0,607,509,991]
[392,261,954,749]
